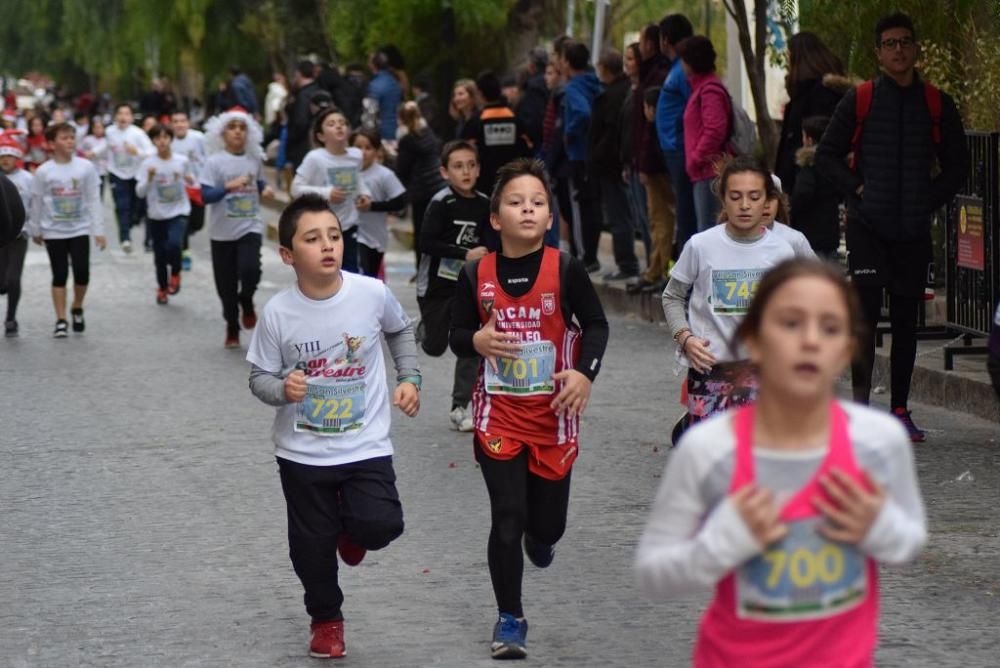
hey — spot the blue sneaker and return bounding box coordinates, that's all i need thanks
[523,534,554,568]
[182,251,192,271]
[491,613,527,660]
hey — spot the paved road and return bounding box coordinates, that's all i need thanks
[1,203,998,667]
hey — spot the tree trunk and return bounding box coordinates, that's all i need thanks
[724,0,779,165]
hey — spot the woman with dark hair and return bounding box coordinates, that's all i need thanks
[676,35,732,232]
[619,42,650,255]
[774,32,850,193]
[394,101,446,273]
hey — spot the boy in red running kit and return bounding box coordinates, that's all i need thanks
[450,158,609,660]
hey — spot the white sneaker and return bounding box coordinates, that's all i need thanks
[449,406,474,432]
[122,240,133,254]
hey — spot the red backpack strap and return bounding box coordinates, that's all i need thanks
[924,83,942,145]
[849,80,874,171]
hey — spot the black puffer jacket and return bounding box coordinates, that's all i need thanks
[775,74,851,193]
[0,173,25,247]
[588,74,630,180]
[816,73,967,241]
[790,145,841,254]
[395,127,446,202]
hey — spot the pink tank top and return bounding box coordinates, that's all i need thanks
[694,402,879,668]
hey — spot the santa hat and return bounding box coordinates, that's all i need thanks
[2,109,16,123]
[0,135,23,159]
[204,106,264,160]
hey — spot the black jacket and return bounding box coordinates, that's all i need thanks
[816,73,968,241]
[395,127,446,202]
[775,74,851,193]
[464,101,531,195]
[0,173,25,247]
[790,145,841,253]
[518,72,548,151]
[588,74,630,180]
[285,81,322,167]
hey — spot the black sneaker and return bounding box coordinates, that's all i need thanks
[626,277,657,294]
[4,320,18,337]
[641,278,668,294]
[71,308,85,333]
[523,533,554,568]
[603,270,639,282]
[584,261,602,274]
[53,319,69,338]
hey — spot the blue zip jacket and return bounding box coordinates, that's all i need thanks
[562,71,602,162]
[367,70,402,141]
[656,57,691,153]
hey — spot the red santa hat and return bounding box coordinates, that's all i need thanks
[2,109,16,123]
[0,135,23,158]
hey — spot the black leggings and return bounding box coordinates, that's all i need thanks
[411,197,431,270]
[475,445,572,617]
[359,243,383,278]
[45,235,90,287]
[852,286,919,410]
[0,236,28,320]
[210,233,261,328]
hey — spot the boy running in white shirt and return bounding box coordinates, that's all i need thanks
[0,135,34,336]
[27,122,106,337]
[106,104,154,253]
[247,193,420,659]
[170,110,207,271]
[136,123,195,304]
[351,128,407,277]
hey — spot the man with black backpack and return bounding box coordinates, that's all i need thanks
[817,12,967,442]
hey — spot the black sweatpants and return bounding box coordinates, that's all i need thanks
[359,243,383,278]
[181,203,205,252]
[44,235,90,287]
[852,286,919,410]
[0,235,28,321]
[475,446,572,618]
[210,232,261,328]
[418,293,478,409]
[277,455,404,622]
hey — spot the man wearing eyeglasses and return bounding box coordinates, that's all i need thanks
[816,12,968,442]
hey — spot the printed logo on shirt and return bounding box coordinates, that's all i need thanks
[155,173,184,203]
[483,122,516,147]
[50,179,83,221]
[481,298,495,315]
[541,292,556,316]
[336,333,366,365]
[452,219,480,246]
[486,436,503,453]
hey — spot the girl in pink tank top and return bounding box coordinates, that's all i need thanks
[636,259,927,668]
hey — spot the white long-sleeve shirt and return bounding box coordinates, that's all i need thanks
[136,154,194,220]
[105,124,155,180]
[634,401,926,599]
[28,157,104,239]
[291,147,371,231]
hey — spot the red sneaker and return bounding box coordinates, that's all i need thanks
[241,304,257,329]
[309,619,346,659]
[168,273,181,295]
[337,533,366,566]
[156,289,168,305]
[224,325,240,349]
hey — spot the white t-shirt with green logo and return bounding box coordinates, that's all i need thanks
[201,151,264,241]
[136,154,194,221]
[291,147,371,231]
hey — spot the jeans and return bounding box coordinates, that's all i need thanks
[599,175,639,275]
[625,166,651,259]
[109,174,140,244]
[692,178,720,232]
[569,161,602,266]
[663,150,697,253]
[148,216,186,289]
[210,232,262,328]
[342,226,359,274]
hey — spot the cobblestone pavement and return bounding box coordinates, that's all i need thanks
[2,202,998,667]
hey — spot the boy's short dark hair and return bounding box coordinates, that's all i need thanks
[676,36,717,74]
[642,24,660,46]
[552,34,573,57]
[564,42,590,72]
[659,14,694,47]
[296,60,316,79]
[311,107,347,145]
[171,109,189,119]
[147,123,174,141]
[44,122,76,142]
[643,86,661,108]
[114,102,133,115]
[475,71,502,103]
[801,115,830,143]
[875,12,915,46]
[73,111,88,122]
[597,49,623,75]
[278,194,341,250]
[441,139,478,168]
[489,158,552,215]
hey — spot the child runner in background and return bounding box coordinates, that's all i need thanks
[762,179,815,259]
[450,158,609,660]
[292,108,371,274]
[351,128,407,277]
[25,115,50,172]
[106,103,154,253]
[247,194,420,659]
[791,116,842,261]
[637,258,926,668]
[27,122,105,337]
[201,106,273,348]
[171,110,207,271]
[662,156,795,426]
[78,116,109,200]
[0,136,34,336]
[136,123,195,305]
[418,139,490,433]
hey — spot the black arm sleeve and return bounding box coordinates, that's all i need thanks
[0,174,26,246]
[563,256,609,381]
[449,261,481,357]
[369,191,407,212]
[815,89,864,202]
[930,93,969,211]
[418,198,468,259]
[394,138,414,188]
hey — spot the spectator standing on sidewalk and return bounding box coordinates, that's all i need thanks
[285,61,322,171]
[449,79,480,140]
[365,50,403,143]
[620,42,650,265]
[229,66,259,117]
[395,102,446,272]
[518,47,550,152]
[462,71,531,198]
[588,48,639,281]
[816,12,967,441]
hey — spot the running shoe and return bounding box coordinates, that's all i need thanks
[241,303,257,330]
[224,325,240,349]
[603,270,638,282]
[53,319,68,338]
[121,240,133,254]
[584,261,601,274]
[523,533,554,569]
[71,308,85,333]
[641,278,668,294]
[181,250,192,271]
[5,320,18,337]
[309,619,346,659]
[337,533,366,566]
[626,277,657,295]
[156,289,168,305]
[168,273,181,295]
[450,406,474,432]
[892,408,926,443]
[491,613,528,660]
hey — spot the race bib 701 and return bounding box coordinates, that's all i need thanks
[485,340,556,395]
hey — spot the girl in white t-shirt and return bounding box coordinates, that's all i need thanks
[662,155,795,428]
[638,258,926,667]
[78,116,109,200]
[351,128,407,278]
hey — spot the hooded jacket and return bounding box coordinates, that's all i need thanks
[790,145,842,253]
[518,72,549,151]
[562,70,602,162]
[632,53,670,174]
[588,74,631,179]
[683,72,732,183]
[775,74,852,193]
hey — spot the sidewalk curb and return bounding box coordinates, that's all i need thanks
[593,280,1000,424]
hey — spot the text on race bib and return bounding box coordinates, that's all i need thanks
[711,268,765,315]
[327,167,359,193]
[485,340,557,396]
[295,381,367,436]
